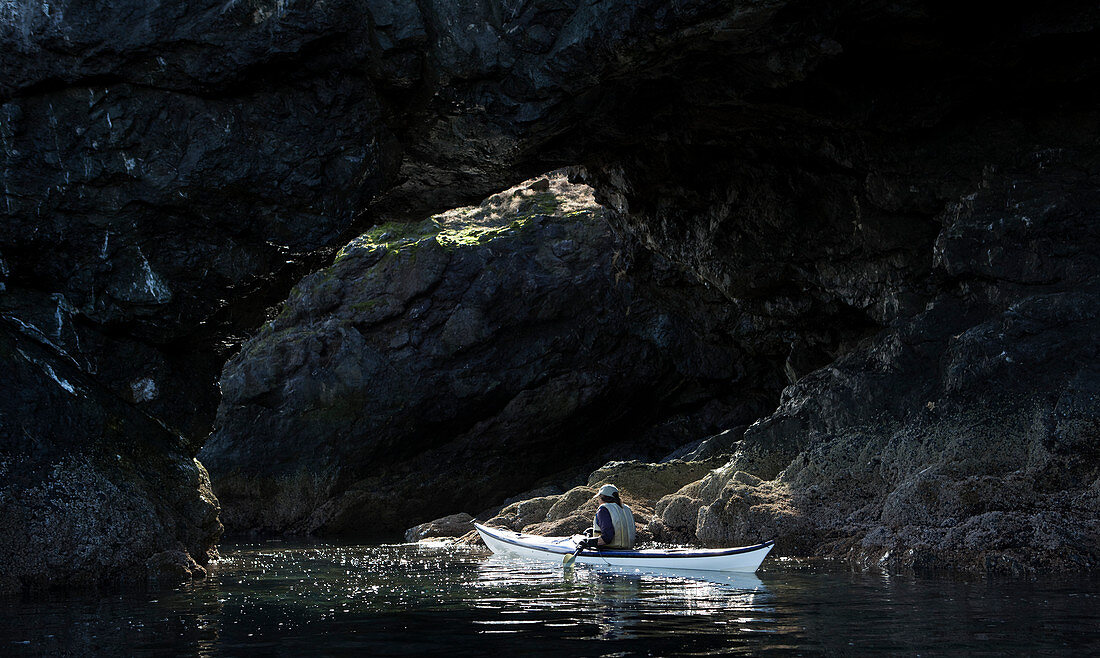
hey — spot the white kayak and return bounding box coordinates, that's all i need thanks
[474,523,774,573]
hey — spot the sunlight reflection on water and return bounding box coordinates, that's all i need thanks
[1,541,1098,656]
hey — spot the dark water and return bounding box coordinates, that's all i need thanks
[3,541,1099,656]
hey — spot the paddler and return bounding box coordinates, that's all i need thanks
[587,484,636,550]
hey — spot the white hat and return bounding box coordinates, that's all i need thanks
[598,484,619,497]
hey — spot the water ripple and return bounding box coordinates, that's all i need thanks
[1,541,1098,656]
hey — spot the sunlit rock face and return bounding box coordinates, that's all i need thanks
[1,0,1099,591]
[201,175,773,537]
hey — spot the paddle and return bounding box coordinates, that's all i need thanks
[564,537,597,566]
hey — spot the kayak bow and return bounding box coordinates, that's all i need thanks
[474,523,773,572]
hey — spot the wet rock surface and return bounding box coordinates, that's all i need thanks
[202,175,763,537]
[1,0,1098,590]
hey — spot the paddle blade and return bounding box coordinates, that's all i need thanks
[564,542,584,567]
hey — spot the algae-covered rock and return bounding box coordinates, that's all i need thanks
[487,458,730,545]
[203,174,752,537]
[545,487,599,523]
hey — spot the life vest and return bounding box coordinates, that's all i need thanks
[594,502,636,549]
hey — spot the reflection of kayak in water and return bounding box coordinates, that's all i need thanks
[478,554,767,599]
[474,523,774,573]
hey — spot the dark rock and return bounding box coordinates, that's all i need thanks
[405,513,474,542]
[0,323,220,594]
[145,550,208,585]
[1,0,394,591]
[661,427,746,463]
[649,152,1100,571]
[202,175,759,537]
[2,0,1099,585]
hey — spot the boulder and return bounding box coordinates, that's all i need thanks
[483,495,562,531]
[0,327,221,593]
[587,459,726,501]
[405,513,475,542]
[202,175,753,537]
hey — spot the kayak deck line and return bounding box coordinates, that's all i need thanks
[474,523,775,572]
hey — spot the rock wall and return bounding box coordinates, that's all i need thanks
[0,326,220,592]
[0,0,390,593]
[1,0,1098,590]
[679,154,1100,573]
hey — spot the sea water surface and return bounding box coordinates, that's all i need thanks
[3,540,1099,656]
